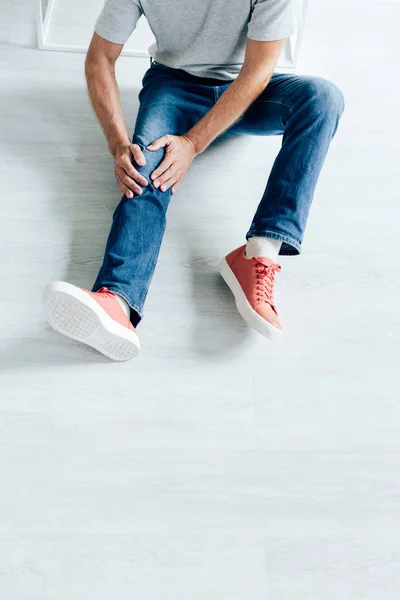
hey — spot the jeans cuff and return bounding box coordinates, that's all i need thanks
[246,229,301,255]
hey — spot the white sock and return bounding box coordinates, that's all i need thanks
[246,237,281,262]
[115,294,130,318]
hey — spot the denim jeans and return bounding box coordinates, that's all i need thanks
[93,62,344,325]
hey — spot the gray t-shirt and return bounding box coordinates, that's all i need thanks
[95,0,296,80]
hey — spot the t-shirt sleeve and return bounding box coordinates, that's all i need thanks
[248,0,297,42]
[94,0,142,45]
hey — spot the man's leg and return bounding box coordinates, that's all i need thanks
[219,74,344,338]
[233,73,345,255]
[44,66,213,359]
[92,66,214,326]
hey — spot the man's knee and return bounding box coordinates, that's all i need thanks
[303,76,345,119]
[131,144,166,187]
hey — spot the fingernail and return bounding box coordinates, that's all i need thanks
[154,181,159,188]
[161,185,166,191]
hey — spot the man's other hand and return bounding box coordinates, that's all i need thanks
[147,135,196,194]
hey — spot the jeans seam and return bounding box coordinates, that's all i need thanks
[139,220,167,305]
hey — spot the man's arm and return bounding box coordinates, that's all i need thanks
[148,38,285,193]
[186,38,284,153]
[85,32,147,198]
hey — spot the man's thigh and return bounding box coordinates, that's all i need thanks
[229,73,302,137]
[133,68,213,148]
[131,68,214,179]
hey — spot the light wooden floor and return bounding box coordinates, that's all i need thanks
[1,1,400,598]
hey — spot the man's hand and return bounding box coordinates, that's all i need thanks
[114,143,148,199]
[147,135,196,194]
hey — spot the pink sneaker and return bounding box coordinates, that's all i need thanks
[219,245,283,340]
[44,282,140,361]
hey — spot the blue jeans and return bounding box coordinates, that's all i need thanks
[93,62,344,325]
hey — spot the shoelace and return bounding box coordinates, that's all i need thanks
[254,258,281,304]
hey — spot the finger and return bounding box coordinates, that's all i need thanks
[158,175,178,192]
[130,143,146,167]
[147,135,169,151]
[151,157,174,184]
[157,166,179,190]
[172,176,184,194]
[119,157,148,186]
[116,164,142,190]
[117,179,134,199]
[117,172,143,196]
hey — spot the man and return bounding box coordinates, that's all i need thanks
[44,0,344,361]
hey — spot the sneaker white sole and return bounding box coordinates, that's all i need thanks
[218,258,282,341]
[44,281,140,362]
